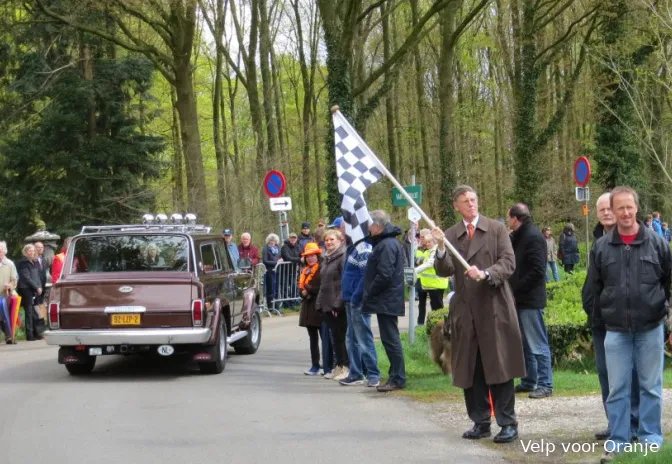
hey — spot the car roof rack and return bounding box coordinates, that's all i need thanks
[80,224,213,235]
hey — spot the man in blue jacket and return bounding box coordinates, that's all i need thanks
[362,210,406,392]
[336,217,381,387]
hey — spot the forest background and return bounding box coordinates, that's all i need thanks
[0,0,670,255]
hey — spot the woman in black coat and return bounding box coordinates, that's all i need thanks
[298,242,327,376]
[559,223,580,274]
[17,244,43,341]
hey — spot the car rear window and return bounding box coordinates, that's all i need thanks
[70,235,190,273]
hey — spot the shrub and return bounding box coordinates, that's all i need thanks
[545,270,591,365]
[420,271,590,365]
[426,306,449,335]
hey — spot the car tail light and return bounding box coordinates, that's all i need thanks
[192,299,203,327]
[49,301,60,329]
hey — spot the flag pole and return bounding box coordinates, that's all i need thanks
[331,106,469,270]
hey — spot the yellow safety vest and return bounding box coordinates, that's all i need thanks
[415,248,448,290]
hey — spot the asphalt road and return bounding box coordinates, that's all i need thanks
[0,314,502,464]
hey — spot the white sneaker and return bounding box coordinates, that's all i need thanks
[334,367,350,381]
[324,371,335,379]
[329,366,343,380]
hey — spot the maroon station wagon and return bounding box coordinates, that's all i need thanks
[44,216,262,375]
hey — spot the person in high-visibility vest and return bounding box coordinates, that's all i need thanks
[414,231,448,325]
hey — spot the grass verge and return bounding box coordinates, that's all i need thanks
[375,328,672,402]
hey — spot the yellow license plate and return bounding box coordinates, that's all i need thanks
[110,314,141,326]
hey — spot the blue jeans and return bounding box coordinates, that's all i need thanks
[593,328,639,434]
[605,325,664,448]
[546,261,559,283]
[345,302,380,381]
[517,309,553,390]
[320,320,334,374]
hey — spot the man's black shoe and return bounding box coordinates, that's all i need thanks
[462,423,491,439]
[595,429,610,440]
[514,384,534,393]
[376,382,404,393]
[493,425,518,443]
[529,387,552,399]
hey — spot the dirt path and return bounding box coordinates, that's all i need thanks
[415,390,672,463]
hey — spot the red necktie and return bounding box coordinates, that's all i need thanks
[467,223,475,240]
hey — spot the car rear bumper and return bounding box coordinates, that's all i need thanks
[44,327,212,346]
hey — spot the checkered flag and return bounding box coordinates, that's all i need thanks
[332,109,384,244]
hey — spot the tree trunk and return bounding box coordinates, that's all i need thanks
[81,42,96,138]
[318,0,355,219]
[170,87,185,212]
[213,38,227,227]
[381,2,397,177]
[258,0,278,164]
[410,0,431,205]
[174,61,208,219]
[512,0,539,207]
[438,1,460,224]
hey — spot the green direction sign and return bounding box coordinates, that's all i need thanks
[392,185,423,207]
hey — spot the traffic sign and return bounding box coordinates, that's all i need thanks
[575,187,590,202]
[392,185,423,207]
[574,156,591,187]
[407,207,421,222]
[263,170,287,198]
[269,196,292,211]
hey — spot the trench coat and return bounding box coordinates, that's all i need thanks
[434,215,525,389]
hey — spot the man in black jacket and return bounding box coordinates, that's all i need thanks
[587,187,670,463]
[362,210,406,392]
[507,204,553,399]
[582,192,639,441]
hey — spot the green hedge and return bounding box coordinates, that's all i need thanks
[422,271,590,365]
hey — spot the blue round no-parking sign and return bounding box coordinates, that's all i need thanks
[574,156,591,187]
[263,170,287,198]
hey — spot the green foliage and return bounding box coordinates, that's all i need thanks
[426,306,449,336]
[0,13,164,251]
[545,270,591,365]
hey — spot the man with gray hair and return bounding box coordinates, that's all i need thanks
[432,185,524,444]
[238,232,260,266]
[0,241,18,343]
[362,210,406,392]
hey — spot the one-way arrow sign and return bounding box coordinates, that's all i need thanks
[269,196,292,211]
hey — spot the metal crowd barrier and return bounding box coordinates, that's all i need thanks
[252,263,279,317]
[272,261,301,312]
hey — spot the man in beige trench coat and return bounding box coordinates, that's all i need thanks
[432,185,525,444]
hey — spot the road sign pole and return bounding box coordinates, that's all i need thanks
[408,175,417,344]
[278,211,289,242]
[585,196,590,268]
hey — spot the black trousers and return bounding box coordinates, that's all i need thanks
[377,314,406,387]
[306,326,321,367]
[417,289,444,325]
[18,290,39,340]
[324,310,348,367]
[464,350,517,427]
[563,263,575,274]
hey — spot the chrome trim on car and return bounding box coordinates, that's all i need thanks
[44,327,212,346]
[104,306,147,314]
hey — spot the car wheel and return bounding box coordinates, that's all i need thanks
[199,318,227,374]
[65,356,96,375]
[233,309,262,355]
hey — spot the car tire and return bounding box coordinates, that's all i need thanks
[65,356,96,375]
[233,309,262,355]
[199,319,227,374]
